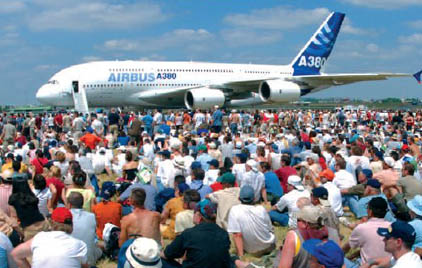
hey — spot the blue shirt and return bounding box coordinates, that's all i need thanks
[142,114,153,126]
[196,153,213,171]
[212,110,223,127]
[159,124,171,136]
[409,218,422,251]
[356,194,396,222]
[264,171,283,197]
[120,183,158,211]
[189,180,212,200]
[117,136,130,146]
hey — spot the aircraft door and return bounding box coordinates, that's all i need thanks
[71,80,89,114]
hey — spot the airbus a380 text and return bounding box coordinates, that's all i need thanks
[36,12,416,113]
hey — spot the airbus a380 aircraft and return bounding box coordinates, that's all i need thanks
[36,12,415,113]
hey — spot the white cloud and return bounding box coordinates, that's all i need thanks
[0,1,26,13]
[342,0,422,9]
[102,29,215,52]
[29,1,166,31]
[81,56,103,63]
[224,7,330,30]
[221,29,282,47]
[342,18,371,35]
[399,33,422,45]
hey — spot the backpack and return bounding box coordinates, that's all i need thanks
[103,223,121,260]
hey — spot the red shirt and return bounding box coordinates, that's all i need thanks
[46,177,65,206]
[80,133,102,150]
[92,201,122,239]
[54,114,63,126]
[275,166,297,193]
[31,157,49,175]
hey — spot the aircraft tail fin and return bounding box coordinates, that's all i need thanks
[290,12,345,76]
[413,70,422,84]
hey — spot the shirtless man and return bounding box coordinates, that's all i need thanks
[118,188,161,247]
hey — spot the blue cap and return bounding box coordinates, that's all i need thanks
[177,183,190,194]
[312,187,329,200]
[100,181,116,200]
[235,153,247,163]
[366,179,381,189]
[207,159,219,168]
[191,161,201,169]
[375,150,384,161]
[361,169,373,179]
[407,195,422,217]
[303,239,344,268]
[239,185,255,204]
[86,126,94,133]
[377,220,416,245]
[158,150,171,158]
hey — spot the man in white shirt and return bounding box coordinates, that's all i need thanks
[90,114,104,137]
[156,150,176,188]
[228,185,276,257]
[204,159,220,185]
[333,158,356,190]
[269,175,310,228]
[319,169,344,217]
[11,207,88,268]
[371,221,422,267]
[238,160,267,203]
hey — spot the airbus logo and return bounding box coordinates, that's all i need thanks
[298,56,327,68]
[107,72,178,83]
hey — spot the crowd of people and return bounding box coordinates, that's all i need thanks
[0,107,422,268]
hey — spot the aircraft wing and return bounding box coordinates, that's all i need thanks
[134,85,200,105]
[288,73,410,86]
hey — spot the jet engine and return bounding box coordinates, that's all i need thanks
[184,87,225,110]
[258,80,301,103]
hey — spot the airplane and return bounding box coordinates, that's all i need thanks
[36,12,414,113]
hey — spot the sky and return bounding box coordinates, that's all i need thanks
[1,0,422,105]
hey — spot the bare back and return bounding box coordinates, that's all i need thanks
[119,208,161,246]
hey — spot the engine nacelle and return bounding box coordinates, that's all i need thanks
[259,80,301,103]
[184,87,225,110]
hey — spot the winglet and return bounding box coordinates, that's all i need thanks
[413,70,422,84]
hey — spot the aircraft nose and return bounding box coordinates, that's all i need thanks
[36,85,54,104]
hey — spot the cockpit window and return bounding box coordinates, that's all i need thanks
[47,80,59,85]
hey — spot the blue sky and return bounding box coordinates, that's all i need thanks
[1,0,422,105]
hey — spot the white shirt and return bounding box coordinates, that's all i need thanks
[227,204,275,253]
[232,163,246,183]
[391,251,422,267]
[238,171,265,202]
[333,169,356,190]
[33,188,52,217]
[323,181,344,217]
[31,231,87,268]
[275,189,311,228]
[91,119,104,134]
[157,159,176,188]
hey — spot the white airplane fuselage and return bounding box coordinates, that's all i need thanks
[36,61,297,108]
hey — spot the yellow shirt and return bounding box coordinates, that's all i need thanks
[1,162,28,173]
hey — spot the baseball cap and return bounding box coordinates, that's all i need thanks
[384,156,395,168]
[217,172,236,185]
[401,144,409,151]
[303,239,344,268]
[207,159,219,168]
[377,221,416,245]
[51,207,73,224]
[312,187,330,206]
[100,181,116,200]
[297,205,321,224]
[197,144,207,151]
[190,161,201,170]
[239,185,255,204]
[235,153,247,163]
[246,159,258,172]
[158,150,171,158]
[195,199,217,220]
[360,169,373,179]
[319,169,334,181]
[177,183,190,194]
[366,179,381,189]
[375,150,384,161]
[287,175,304,191]
[126,237,162,268]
